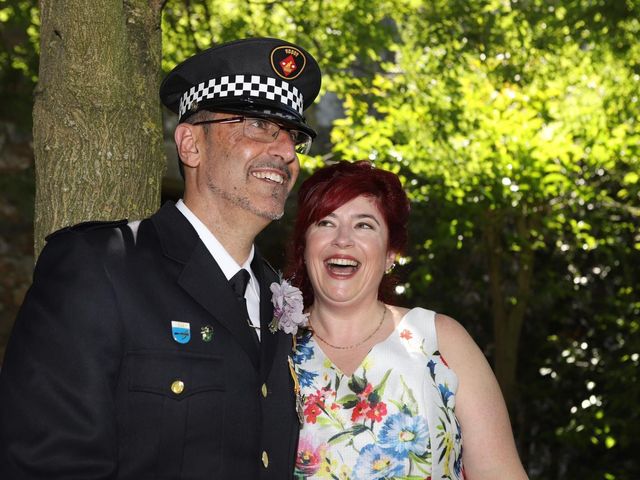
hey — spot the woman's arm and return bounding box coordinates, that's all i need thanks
[436,314,529,480]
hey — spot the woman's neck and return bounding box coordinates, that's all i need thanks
[309,299,386,339]
[307,299,397,377]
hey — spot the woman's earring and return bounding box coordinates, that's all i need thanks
[385,263,396,275]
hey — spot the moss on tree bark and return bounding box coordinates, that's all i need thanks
[33,0,166,255]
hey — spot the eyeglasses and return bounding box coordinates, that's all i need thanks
[191,116,312,155]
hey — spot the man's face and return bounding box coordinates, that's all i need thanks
[196,113,301,221]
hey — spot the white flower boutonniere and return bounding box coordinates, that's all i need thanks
[269,278,308,335]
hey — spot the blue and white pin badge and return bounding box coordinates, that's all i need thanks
[171,321,191,344]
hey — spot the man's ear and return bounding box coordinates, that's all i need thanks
[175,123,200,168]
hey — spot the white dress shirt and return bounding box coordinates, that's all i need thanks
[176,200,261,339]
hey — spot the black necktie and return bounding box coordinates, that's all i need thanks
[229,269,258,343]
[229,269,250,298]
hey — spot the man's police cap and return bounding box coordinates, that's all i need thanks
[160,37,321,137]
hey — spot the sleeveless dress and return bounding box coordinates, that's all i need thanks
[292,308,464,479]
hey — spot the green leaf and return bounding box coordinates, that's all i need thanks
[348,374,367,394]
[336,394,359,409]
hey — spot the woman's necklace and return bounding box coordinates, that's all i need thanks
[310,305,387,350]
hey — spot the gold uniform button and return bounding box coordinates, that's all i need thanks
[171,380,185,395]
[261,383,268,398]
[261,450,269,468]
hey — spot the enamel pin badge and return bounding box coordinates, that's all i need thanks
[200,325,213,342]
[171,321,191,344]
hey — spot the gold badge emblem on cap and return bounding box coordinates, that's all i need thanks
[270,45,306,80]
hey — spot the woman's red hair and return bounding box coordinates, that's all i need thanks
[284,160,410,306]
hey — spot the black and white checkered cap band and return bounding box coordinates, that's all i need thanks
[179,74,304,119]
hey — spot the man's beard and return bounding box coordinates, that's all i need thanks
[206,180,286,221]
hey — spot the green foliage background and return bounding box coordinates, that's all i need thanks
[2,0,639,478]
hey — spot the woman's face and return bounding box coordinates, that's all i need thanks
[304,195,396,307]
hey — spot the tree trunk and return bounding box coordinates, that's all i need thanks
[484,210,534,410]
[33,0,166,256]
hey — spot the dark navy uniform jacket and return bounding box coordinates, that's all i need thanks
[0,201,300,479]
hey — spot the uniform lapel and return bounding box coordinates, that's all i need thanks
[152,202,260,369]
[252,253,280,379]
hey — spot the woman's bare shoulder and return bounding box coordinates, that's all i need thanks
[385,304,411,327]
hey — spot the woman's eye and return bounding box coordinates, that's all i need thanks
[317,219,333,227]
[356,222,374,230]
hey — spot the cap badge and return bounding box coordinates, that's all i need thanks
[171,321,191,344]
[280,55,298,76]
[271,46,306,80]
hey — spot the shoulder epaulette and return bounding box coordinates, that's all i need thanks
[45,219,128,241]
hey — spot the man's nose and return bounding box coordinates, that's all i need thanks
[268,130,297,164]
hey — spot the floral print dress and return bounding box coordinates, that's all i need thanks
[293,308,464,480]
